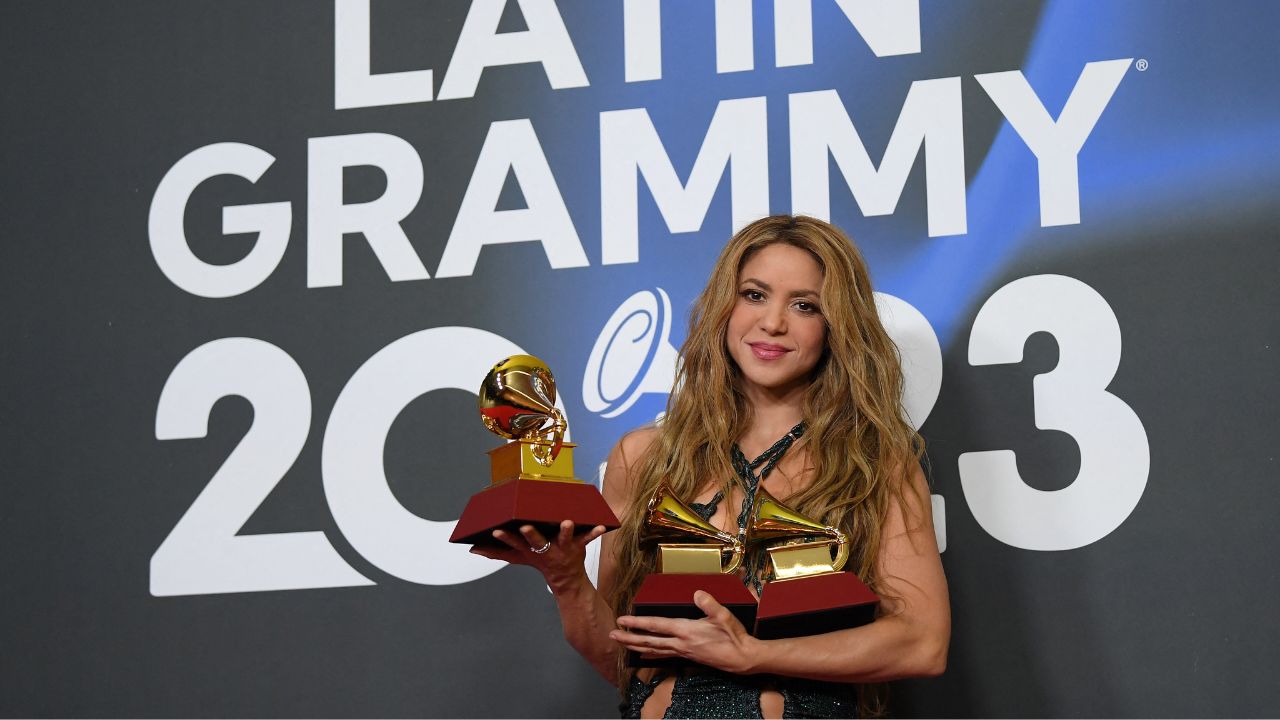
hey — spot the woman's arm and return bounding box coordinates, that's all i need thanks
[611,462,950,683]
[470,430,654,685]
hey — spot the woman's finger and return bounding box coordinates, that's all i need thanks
[693,590,736,626]
[577,524,607,548]
[616,614,686,636]
[556,519,575,546]
[491,528,528,553]
[468,545,522,563]
[518,525,551,553]
[469,546,517,563]
[610,629,677,653]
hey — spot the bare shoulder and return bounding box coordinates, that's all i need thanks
[601,425,661,509]
[902,461,929,498]
[883,458,928,501]
[616,425,660,461]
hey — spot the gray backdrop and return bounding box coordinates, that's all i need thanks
[2,1,1277,717]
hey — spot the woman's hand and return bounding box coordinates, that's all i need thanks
[469,520,607,595]
[609,591,761,674]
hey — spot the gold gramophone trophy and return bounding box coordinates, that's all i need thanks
[746,486,879,639]
[449,355,620,547]
[630,482,757,666]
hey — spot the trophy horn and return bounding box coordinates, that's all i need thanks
[478,355,565,466]
[643,482,744,574]
[748,485,849,572]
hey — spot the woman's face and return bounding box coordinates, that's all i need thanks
[725,243,828,400]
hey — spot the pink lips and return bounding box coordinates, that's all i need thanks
[748,342,790,360]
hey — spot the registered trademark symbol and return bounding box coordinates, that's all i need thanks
[1136,59,1149,71]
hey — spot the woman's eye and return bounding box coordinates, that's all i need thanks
[794,301,820,314]
[742,289,765,302]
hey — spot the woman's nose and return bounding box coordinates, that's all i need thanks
[759,304,787,334]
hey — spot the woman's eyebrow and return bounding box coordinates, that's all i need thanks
[741,278,819,298]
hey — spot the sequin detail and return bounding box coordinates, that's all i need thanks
[665,670,764,719]
[620,672,666,718]
[620,670,859,719]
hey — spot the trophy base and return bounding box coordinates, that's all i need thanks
[753,571,879,640]
[629,574,758,667]
[448,479,620,546]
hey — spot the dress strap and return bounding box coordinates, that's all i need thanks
[730,422,805,591]
[619,670,671,719]
[732,422,806,530]
[689,491,723,522]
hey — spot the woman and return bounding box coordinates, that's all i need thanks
[471,215,950,718]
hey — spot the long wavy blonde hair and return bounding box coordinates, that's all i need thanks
[608,215,923,709]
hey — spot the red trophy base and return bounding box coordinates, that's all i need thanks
[629,573,758,667]
[448,479,620,547]
[754,571,879,640]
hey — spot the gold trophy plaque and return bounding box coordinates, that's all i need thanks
[630,482,758,666]
[746,486,879,639]
[449,355,620,547]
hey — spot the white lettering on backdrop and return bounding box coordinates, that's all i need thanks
[152,276,1148,595]
[960,275,1150,550]
[600,97,769,265]
[335,0,586,108]
[149,143,291,299]
[151,1,1132,294]
[437,119,588,278]
[623,0,921,81]
[307,133,430,288]
[789,80,967,237]
[149,59,1130,295]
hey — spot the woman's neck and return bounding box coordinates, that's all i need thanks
[739,391,805,456]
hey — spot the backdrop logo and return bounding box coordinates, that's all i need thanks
[582,288,680,418]
[148,0,1136,299]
